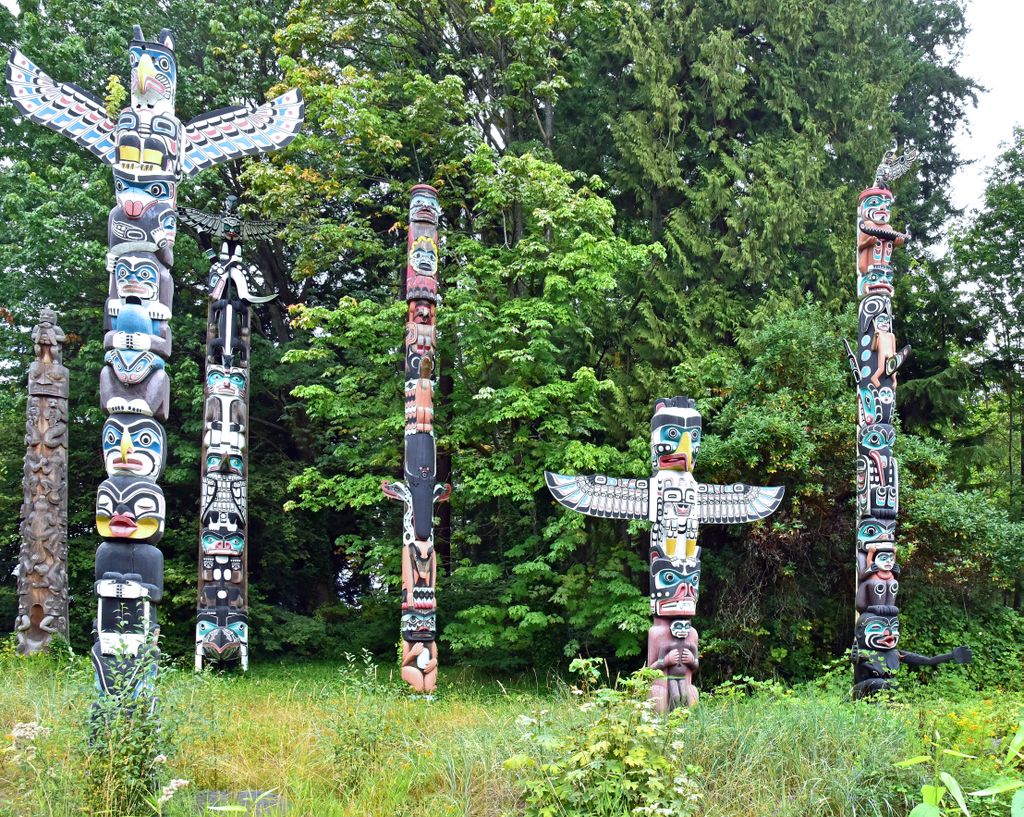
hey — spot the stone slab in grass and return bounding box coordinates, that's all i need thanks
[195,790,287,815]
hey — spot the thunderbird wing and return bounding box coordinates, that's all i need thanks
[696,482,784,524]
[177,206,225,235]
[6,49,116,165]
[544,472,649,520]
[182,88,304,177]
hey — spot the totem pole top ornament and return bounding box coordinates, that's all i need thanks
[7,28,303,183]
[546,397,784,711]
[847,144,971,698]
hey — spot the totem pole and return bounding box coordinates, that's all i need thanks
[382,185,452,694]
[845,147,971,698]
[15,308,70,655]
[179,196,282,671]
[546,397,784,711]
[7,29,302,699]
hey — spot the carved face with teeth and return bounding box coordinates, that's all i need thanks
[409,235,438,278]
[200,529,245,556]
[96,476,165,543]
[206,365,247,399]
[650,548,700,616]
[856,611,900,650]
[102,414,165,478]
[650,399,702,472]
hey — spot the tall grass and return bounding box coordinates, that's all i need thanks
[0,647,1019,817]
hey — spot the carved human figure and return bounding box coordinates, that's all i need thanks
[648,618,699,711]
[852,607,971,698]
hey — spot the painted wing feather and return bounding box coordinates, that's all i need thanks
[6,48,116,164]
[182,88,304,177]
[240,219,284,242]
[544,472,649,520]
[696,483,784,524]
[177,206,225,235]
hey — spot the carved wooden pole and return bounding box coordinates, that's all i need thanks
[383,185,452,694]
[546,397,784,711]
[15,307,70,655]
[847,146,971,696]
[179,197,282,671]
[8,27,302,700]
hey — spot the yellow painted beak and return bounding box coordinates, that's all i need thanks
[119,429,133,462]
[137,54,157,91]
[680,431,693,471]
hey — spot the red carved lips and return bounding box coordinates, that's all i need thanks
[867,282,894,295]
[659,454,689,469]
[112,456,144,472]
[879,632,897,648]
[108,513,138,537]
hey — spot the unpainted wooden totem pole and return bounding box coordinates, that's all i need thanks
[383,185,452,694]
[546,397,784,711]
[845,147,971,697]
[179,197,282,671]
[15,307,70,655]
[7,28,302,700]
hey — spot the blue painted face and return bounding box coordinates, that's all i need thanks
[201,530,245,555]
[113,255,162,301]
[113,169,177,217]
[206,452,244,475]
[102,414,165,478]
[653,424,700,470]
[206,366,247,398]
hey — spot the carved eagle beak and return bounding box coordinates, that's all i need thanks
[119,429,133,463]
[680,431,693,471]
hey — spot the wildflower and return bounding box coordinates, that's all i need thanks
[10,722,50,749]
[153,754,168,764]
[157,778,190,806]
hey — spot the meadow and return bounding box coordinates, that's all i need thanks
[0,647,1021,817]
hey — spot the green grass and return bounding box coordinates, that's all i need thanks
[0,650,1020,817]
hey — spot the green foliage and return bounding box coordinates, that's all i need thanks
[509,667,702,817]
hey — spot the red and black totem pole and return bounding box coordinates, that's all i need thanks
[383,185,452,694]
[847,146,971,697]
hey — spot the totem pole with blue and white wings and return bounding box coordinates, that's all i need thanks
[7,26,302,701]
[545,396,784,711]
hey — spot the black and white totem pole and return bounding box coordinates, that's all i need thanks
[7,28,302,700]
[382,185,451,694]
[546,397,784,711]
[846,147,971,697]
[15,308,70,655]
[179,197,282,671]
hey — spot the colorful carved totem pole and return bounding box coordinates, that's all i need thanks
[7,28,302,699]
[382,185,452,694]
[179,197,282,671]
[846,147,971,698]
[15,308,70,655]
[546,397,784,711]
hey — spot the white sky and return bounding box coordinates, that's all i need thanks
[948,0,1023,218]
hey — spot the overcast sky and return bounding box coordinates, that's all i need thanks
[949,0,1023,217]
